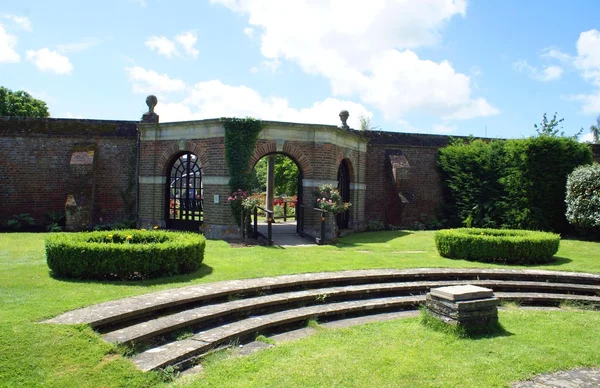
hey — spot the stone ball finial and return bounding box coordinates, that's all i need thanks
[339,110,349,129]
[146,95,158,113]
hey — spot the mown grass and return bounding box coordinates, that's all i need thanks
[1,231,599,387]
[180,309,600,388]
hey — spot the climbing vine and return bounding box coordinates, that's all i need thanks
[222,117,264,225]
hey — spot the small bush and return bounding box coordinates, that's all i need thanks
[434,228,560,265]
[45,230,205,280]
[565,163,600,239]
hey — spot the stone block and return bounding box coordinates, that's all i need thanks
[430,284,494,301]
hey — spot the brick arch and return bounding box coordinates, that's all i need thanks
[249,141,313,177]
[336,155,356,183]
[158,141,209,175]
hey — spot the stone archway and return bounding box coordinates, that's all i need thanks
[164,151,203,230]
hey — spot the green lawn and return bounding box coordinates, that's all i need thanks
[1,231,599,387]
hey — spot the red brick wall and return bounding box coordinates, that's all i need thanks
[0,118,137,229]
[365,132,451,228]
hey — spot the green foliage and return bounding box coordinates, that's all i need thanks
[45,230,205,280]
[252,154,299,196]
[0,86,50,117]
[222,117,264,225]
[93,218,136,231]
[565,163,600,239]
[7,213,35,229]
[438,136,593,233]
[434,228,560,264]
[438,139,506,228]
[534,112,565,137]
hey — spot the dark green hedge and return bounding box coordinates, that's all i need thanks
[438,136,593,233]
[45,230,205,280]
[434,228,560,264]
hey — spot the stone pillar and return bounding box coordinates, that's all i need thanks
[266,155,275,219]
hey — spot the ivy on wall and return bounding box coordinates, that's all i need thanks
[222,117,264,225]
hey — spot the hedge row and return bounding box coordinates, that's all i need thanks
[434,228,560,265]
[45,230,205,280]
[438,136,593,233]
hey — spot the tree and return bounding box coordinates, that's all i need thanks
[0,87,50,118]
[359,115,379,131]
[251,154,299,196]
[589,115,600,144]
[534,112,582,139]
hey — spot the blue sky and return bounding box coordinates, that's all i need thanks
[1,0,600,140]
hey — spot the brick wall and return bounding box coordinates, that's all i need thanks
[365,132,451,228]
[0,117,137,229]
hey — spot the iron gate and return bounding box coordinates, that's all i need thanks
[165,152,203,230]
[337,160,350,229]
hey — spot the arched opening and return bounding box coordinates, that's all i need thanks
[164,152,203,230]
[337,159,351,229]
[251,153,303,234]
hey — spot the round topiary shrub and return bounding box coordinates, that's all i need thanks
[45,229,206,280]
[434,228,560,264]
[565,163,600,239]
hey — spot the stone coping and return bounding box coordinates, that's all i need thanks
[43,268,600,328]
[102,280,600,345]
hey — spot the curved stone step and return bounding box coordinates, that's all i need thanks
[132,295,424,372]
[495,292,600,305]
[44,269,600,328]
[131,290,600,372]
[102,279,600,345]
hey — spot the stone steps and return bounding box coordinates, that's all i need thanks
[101,279,600,346]
[131,295,424,372]
[43,268,600,373]
[45,268,600,328]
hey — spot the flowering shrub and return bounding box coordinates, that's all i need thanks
[228,189,248,203]
[565,163,600,238]
[242,194,263,210]
[312,184,351,214]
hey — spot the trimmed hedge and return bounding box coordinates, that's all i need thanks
[438,136,593,233]
[434,228,560,265]
[45,230,205,280]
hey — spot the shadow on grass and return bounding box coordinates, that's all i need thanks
[49,263,214,287]
[421,309,514,340]
[336,230,414,247]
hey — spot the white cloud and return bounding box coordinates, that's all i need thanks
[249,66,259,73]
[56,38,101,53]
[26,48,73,74]
[540,47,572,63]
[574,29,600,86]
[262,58,281,73]
[0,24,20,63]
[580,132,595,143]
[125,66,186,94]
[211,0,496,121]
[145,31,199,59]
[175,31,199,58]
[65,112,85,119]
[432,123,457,133]
[243,27,254,38]
[153,78,372,129]
[513,60,563,82]
[145,36,179,57]
[569,92,600,115]
[1,14,31,31]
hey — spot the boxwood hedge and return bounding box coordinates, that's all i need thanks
[434,228,560,265]
[45,230,206,280]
